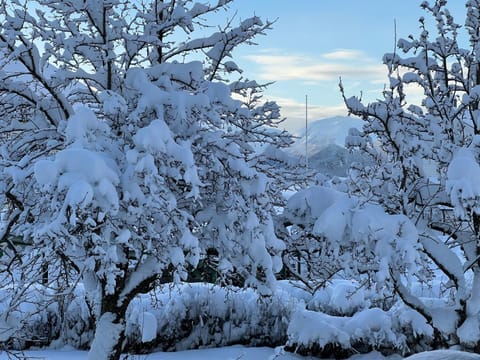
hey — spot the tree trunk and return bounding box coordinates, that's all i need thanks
[86,263,157,360]
[88,278,128,360]
[87,293,128,360]
[457,212,480,347]
[87,312,126,360]
[457,267,480,348]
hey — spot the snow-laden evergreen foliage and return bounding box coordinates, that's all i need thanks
[0,1,296,359]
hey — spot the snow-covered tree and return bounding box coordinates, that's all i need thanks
[341,0,480,348]
[280,186,420,297]
[0,1,293,359]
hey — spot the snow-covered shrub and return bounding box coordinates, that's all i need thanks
[0,282,295,352]
[278,184,448,356]
[0,279,445,357]
[307,279,372,316]
[0,285,60,349]
[287,303,434,357]
[280,186,420,295]
[56,284,95,350]
[124,283,294,352]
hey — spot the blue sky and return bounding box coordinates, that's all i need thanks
[218,1,467,133]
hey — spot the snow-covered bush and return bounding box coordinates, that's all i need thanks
[280,186,420,296]
[0,282,295,352]
[0,285,61,349]
[307,279,373,316]
[124,283,294,352]
[58,284,96,350]
[278,185,438,356]
[0,280,439,357]
[286,304,434,357]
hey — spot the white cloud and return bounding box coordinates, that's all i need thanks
[244,50,386,83]
[322,49,366,60]
[240,49,392,133]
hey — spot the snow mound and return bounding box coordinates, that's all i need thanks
[405,350,480,360]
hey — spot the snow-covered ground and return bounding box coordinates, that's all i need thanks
[0,346,397,360]
[3,347,479,360]
[404,350,480,359]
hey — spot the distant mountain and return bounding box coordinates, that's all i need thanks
[287,116,365,177]
[289,116,364,156]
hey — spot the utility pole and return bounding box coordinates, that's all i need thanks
[305,94,308,171]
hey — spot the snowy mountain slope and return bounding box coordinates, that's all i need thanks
[307,143,366,177]
[287,116,364,177]
[289,116,363,156]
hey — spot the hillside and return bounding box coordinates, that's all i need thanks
[287,116,364,177]
[289,116,363,156]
